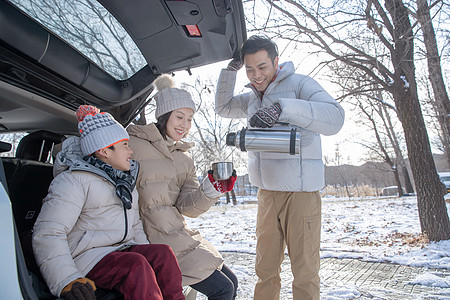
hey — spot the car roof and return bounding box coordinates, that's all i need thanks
[0,0,246,135]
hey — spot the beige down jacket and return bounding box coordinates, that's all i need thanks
[32,137,148,297]
[127,123,224,286]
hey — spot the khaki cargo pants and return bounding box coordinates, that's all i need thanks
[253,190,321,300]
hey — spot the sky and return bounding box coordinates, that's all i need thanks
[184,194,450,299]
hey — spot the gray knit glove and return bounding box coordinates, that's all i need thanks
[227,58,243,71]
[250,103,282,128]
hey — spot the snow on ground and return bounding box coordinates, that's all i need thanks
[186,195,450,268]
[184,195,450,299]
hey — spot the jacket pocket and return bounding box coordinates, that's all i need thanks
[70,230,95,258]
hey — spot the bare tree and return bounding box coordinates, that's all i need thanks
[246,0,450,240]
[182,77,246,204]
[377,95,415,193]
[414,0,450,166]
[358,100,405,196]
[328,60,415,194]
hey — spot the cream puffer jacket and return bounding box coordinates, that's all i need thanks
[127,123,224,286]
[216,61,345,192]
[32,137,148,297]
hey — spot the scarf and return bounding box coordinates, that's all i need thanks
[84,156,137,210]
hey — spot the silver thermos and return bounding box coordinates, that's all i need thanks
[226,127,300,155]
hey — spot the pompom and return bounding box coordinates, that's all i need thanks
[76,105,100,122]
[153,74,174,92]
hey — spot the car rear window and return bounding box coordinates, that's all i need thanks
[9,0,147,80]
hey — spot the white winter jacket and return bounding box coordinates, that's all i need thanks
[215,61,345,191]
[32,137,148,297]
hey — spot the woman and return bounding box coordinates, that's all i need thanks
[128,74,238,300]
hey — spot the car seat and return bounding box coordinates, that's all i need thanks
[1,131,64,299]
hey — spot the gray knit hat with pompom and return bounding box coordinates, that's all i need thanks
[76,105,129,156]
[153,74,196,119]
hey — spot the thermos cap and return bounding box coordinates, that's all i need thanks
[226,132,236,146]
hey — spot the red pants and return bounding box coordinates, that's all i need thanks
[87,244,185,300]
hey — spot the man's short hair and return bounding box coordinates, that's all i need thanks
[240,35,279,62]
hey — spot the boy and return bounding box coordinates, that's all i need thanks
[32,105,185,300]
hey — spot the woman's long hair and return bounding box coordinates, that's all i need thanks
[155,111,171,140]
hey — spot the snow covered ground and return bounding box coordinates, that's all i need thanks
[185,195,450,299]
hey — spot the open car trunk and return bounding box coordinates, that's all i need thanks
[0,0,246,132]
[0,0,246,298]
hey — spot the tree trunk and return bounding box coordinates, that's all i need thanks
[380,103,414,193]
[393,167,403,196]
[344,183,352,198]
[401,164,414,194]
[385,0,450,241]
[416,0,450,167]
[231,189,237,205]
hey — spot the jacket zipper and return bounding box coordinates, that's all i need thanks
[117,205,128,245]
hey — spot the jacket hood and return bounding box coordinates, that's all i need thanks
[127,123,194,153]
[53,136,87,177]
[54,136,139,183]
[275,61,295,82]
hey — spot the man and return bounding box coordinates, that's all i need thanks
[215,35,345,300]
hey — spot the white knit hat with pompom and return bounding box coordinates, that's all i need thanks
[153,74,196,119]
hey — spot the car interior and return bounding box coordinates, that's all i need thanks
[0,0,246,298]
